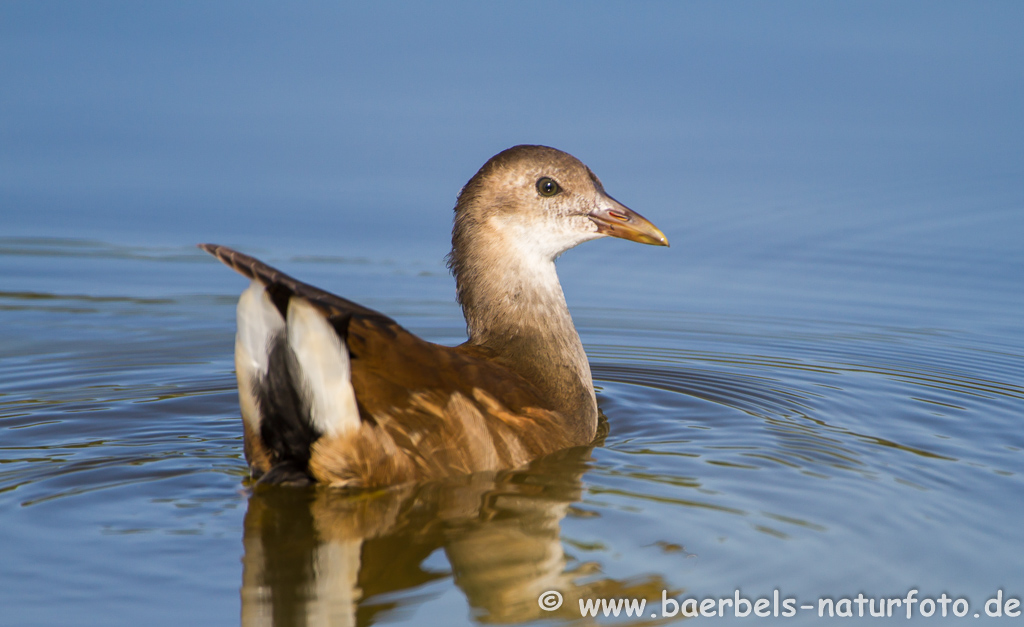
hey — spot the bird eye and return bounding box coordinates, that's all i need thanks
[536,177,562,197]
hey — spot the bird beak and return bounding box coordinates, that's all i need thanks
[588,200,670,247]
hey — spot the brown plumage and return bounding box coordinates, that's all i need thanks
[202,145,667,488]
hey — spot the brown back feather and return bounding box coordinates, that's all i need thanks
[200,244,580,487]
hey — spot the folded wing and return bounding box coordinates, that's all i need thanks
[201,244,576,488]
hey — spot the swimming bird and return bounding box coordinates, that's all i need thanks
[201,145,667,488]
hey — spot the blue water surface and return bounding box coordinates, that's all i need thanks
[1,2,1023,625]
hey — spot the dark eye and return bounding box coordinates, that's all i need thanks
[536,177,562,197]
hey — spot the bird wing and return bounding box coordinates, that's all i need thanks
[200,244,575,487]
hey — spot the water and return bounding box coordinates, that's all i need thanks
[2,3,1023,625]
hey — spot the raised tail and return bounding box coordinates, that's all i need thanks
[201,244,362,484]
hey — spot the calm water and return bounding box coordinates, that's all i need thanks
[2,3,1024,626]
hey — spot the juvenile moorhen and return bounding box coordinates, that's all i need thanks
[201,145,667,487]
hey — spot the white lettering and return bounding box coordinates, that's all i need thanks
[986,590,1003,617]
[952,598,968,617]
[920,598,935,617]
[836,598,852,617]
[734,590,751,617]
[681,598,699,617]
[754,598,770,617]
[1005,598,1020,617]
[904,589,918,618]
[699,598,716,617]
[660,590,677,617]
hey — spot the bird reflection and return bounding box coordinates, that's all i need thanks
[241,434,669,625]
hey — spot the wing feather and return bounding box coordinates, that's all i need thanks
[201,244,579,488]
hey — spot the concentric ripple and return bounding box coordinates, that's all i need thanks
[3,241,1024,625]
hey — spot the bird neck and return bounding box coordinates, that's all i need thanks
[450,224,597,439]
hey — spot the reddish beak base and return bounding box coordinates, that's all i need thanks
[589,204,669,247]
